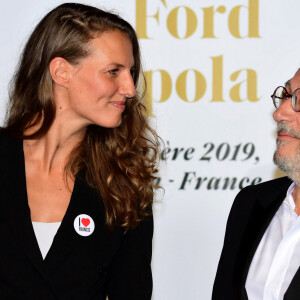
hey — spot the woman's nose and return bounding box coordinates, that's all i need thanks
[119,72,136,98]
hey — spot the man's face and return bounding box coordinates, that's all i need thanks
[273,69,300,183]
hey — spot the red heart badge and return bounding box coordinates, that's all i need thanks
[81,218,90,227]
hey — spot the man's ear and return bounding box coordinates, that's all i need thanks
[49,57,71,88]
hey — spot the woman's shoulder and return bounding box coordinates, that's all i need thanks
[0,132,22,149]
[0,132,23,164]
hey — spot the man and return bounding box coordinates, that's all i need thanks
[212,69,300,300]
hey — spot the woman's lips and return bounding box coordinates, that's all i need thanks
[110,101,125,110]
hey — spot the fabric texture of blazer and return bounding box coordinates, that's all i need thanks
[0,135,153,300]
[211,176,300,300]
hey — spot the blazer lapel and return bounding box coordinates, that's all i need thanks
[285,265,300,299]
[43,171,124,278]
[0,136,58,294]
[43,172,102,270]
[234,179,291,299]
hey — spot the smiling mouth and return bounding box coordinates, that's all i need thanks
[110,101,125,110]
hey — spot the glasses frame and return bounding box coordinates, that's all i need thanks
[271,86,300,112]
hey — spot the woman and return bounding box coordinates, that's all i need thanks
[0,3,159,299]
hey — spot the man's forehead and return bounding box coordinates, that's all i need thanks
[285,69,300,92]
[285,80,292,92]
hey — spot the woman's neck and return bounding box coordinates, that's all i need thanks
[23,112,86,174]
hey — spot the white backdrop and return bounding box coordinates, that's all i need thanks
[0,0,299,299]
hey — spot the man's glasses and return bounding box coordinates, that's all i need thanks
[271,86,300,112]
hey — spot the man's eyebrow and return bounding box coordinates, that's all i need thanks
[285,80,292,93]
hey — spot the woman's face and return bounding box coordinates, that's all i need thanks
[63,30,136,128]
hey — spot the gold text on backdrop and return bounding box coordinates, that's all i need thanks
[136,0,260,39]
[144,56,260,116]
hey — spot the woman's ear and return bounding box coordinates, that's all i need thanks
[49,57,70,88]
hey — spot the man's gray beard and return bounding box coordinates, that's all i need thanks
[273,123,300,186]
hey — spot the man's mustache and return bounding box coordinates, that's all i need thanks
[277,123,300,139]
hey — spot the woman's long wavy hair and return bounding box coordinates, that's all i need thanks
[3,3,160,229]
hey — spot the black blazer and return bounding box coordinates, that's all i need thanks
[0,135,153,300]
[212,176,300,300]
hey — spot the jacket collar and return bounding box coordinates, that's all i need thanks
[0,136,59,294]
[255,177,292,208]
[237,177,292,299]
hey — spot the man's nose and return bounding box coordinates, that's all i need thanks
[273,97,295,123]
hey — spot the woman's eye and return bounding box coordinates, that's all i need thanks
[108,69,119,75]
[130,69,136,79]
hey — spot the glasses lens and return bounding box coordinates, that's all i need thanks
[293,89,300,112]
[272,87,286,108]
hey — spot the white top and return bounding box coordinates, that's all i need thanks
[246,183,300,300]
[32,222,61,259]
